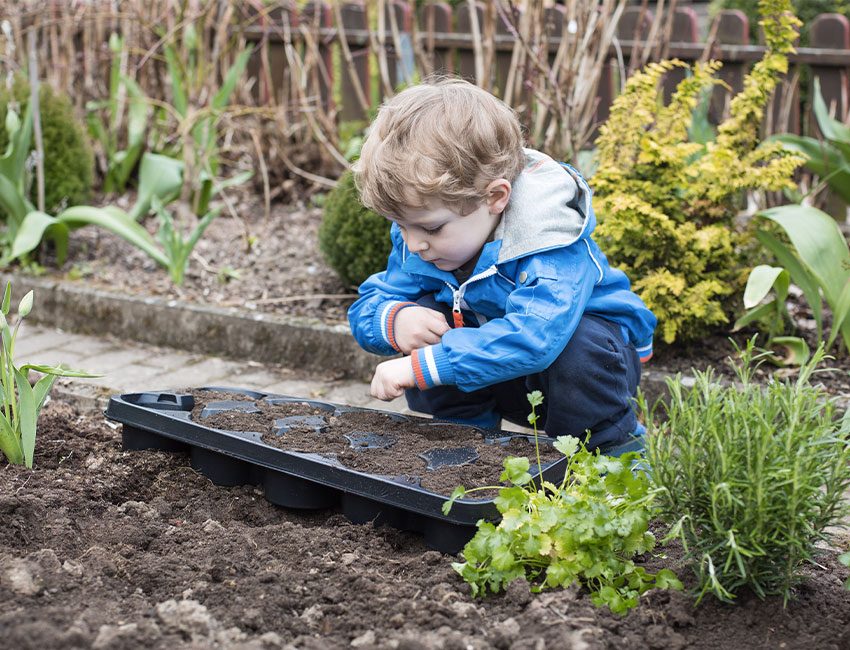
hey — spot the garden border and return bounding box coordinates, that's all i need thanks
[9,272,845,417]
[2,272,380,380]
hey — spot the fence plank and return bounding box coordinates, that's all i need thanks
[494,4,518,97]
[385,0,413,94]
[339,1,370,121]
[418,2,453,77]
[456,1,484,84]
[711,9,749,124]
[662,7,699,101]
[810,13,850,129]
[302,2,334,112]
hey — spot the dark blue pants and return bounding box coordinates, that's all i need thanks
[405,296,641,450]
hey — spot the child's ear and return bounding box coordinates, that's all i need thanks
[486,178,512,215]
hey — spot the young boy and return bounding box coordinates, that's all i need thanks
[348,78,655,453]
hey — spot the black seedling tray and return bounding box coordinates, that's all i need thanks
[105,387,569,554]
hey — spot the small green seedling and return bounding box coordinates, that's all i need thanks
[0,282,99,468]
[443,391,680,615]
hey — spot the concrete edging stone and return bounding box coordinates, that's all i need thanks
[4,272,382,382]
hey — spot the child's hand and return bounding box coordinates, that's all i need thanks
[394,306,450,354]
[370,357,415,401]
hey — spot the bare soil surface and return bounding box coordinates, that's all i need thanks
[189,390,561,496]
[34,193,850,396]
[1,400,849,650]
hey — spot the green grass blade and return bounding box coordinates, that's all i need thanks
[164,44,188,117]
[212,47,252,110]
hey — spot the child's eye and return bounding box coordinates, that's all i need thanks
[424,225,444,235]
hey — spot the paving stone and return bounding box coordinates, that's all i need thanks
[18,347,88,370]
[81,364,181,393]
[145,357,244,390]
[12,327,72,360]
[71,348,157,375]
[224,367,295,391]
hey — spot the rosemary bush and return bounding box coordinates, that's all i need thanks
[644,340,850,604]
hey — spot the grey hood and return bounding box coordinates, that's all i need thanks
[494,148,593,264]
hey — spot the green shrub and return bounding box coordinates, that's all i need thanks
[644,340,850,604]
[0,79,94,214]
[593,0,803,345]
[319,170,392,287]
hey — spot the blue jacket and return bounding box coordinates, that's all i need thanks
[348,149,656,393]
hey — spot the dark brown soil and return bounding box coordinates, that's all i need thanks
[2,400,849,650]
[189,390,561,496]
[33,192,850,396]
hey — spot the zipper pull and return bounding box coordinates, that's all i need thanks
[452,290,464,328]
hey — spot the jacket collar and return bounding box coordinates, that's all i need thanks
[401,238,502,285]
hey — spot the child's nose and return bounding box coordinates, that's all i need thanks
[407,232,429,252]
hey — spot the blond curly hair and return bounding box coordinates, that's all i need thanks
[352,78,525,218]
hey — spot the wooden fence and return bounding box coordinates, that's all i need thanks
[241,3,850,137]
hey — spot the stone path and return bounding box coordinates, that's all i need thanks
[19,323,412,416]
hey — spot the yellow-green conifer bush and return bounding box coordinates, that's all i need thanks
[593,0,804,345]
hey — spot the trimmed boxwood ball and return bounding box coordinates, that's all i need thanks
[0,79,94,214]
[319,170,392,288]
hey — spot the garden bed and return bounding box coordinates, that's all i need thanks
[33,194,850,397]
[1,400,849,649]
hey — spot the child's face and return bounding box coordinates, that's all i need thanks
[392,180,511,273]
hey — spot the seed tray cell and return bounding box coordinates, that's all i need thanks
[105,387,568,553]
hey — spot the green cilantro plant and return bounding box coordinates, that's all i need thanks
[443,391,681,615]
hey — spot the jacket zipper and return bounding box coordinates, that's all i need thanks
[446,266,498,328]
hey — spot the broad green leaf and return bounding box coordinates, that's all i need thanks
[769,336,810,366]
[212,48,253,110]
[826,279,850,351]
[128,153,184,222]
[813,78,850,145]
[755,229,823,338]
[10,211,70,263]
[56,205,169,267]
[0,414,22,465]
[0,173,29,228]
[14,368,37,468]
[0,102,33,186]
[32,372,56,412]
[761,205,850,310]
[743,265,788,309]
[772,134,850,203]
[733,300,778,332]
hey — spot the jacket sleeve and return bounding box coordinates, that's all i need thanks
[347,224,427,355]
[408,245,597,392]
